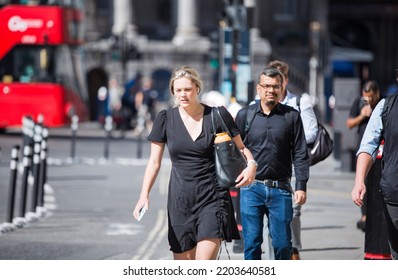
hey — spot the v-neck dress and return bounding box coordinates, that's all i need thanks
[148,104,240,253]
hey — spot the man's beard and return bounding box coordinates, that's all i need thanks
[266,100,276,106]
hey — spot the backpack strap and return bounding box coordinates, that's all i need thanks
[381,94,398,139]
[296,93,301,113]
[244,104,257,143]
[382,94,398,125]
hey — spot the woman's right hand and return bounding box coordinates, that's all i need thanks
[133,197,149,220]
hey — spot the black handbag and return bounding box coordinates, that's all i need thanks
[294,93,334,166]
[211,107,247,189]
[307,122,334,166]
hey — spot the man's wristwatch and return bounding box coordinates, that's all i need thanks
[247,159,258,167]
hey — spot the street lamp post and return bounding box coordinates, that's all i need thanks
[221,0,249,102]
[309,21,321,109]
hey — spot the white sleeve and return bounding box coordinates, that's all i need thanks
[299,93,318,144]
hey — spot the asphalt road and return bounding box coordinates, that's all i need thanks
[0,129,365,260]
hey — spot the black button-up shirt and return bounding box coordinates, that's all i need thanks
[235,102,309,192]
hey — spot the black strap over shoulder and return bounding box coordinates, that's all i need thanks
[296,93,301,112]
[380,93,398,140]
[211,106,232,137]
[243,104,257,143]
[382,94,398,125]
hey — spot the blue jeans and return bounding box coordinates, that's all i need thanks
[240,181,293,260]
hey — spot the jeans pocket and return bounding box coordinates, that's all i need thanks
[277,188,292,196]
[240,182,255,191]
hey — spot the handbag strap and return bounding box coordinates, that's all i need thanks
[211,106,232,137]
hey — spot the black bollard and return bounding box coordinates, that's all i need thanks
[37,127,49,209]
[21,116,35,145]
[136,111,145,159]
[137,134,143,159]
[30,128,42,214]
[17,143,32,223]
[104,115,113,159]
[70,115,79,160]
[6,145,20,223]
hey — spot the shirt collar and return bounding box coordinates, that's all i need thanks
[256,100,285,115]
[280,90,295,105]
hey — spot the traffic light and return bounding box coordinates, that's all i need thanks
[222,0,247,30]
[208,30,220,69]
[110,35,141,61]
[126,44,141,60]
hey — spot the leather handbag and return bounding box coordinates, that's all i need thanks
[211,107,247,189]
[307,122,334,166]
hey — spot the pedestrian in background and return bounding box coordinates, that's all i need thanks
[133,66,257,260]
[267,60,318,260]
[108,78,124,128]
[120,73,142,132]
[133,76,159,135]
[235,67,309,260]
[351,69,398,260]
[346,80,381,232]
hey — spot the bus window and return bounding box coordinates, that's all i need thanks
[16,49,38,83]
[11,46,56,83]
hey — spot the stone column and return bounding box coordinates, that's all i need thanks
[112,0,137,39]
[247,0,271,77]
[172,0,205,47]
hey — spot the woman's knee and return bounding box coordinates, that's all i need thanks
[195,238,221,260]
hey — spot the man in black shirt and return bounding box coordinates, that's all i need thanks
[235,67,309,260]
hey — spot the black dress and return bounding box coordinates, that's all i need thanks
[148,104,240,253]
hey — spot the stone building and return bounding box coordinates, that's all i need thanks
[83,0,398,122]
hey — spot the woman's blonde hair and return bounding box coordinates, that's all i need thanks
[169,66,203,95]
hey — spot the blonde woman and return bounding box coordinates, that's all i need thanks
[133,66,257,260]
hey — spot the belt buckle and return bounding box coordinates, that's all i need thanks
[264,179,276,188]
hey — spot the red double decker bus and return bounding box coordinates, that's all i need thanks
[0,1,89,129]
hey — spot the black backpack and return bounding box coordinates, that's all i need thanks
[381,94,398,128]
[244,96,334,166]
[375,94,397,159]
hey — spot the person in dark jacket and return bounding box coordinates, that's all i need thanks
[351,70,398,259]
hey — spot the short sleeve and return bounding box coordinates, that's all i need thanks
[349,97,360,118]
[148,109,167,143]
[218,106,240,137]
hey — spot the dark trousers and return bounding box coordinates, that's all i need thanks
[364,160,390,256]
[383,202,398,259]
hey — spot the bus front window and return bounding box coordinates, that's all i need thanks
[13,46,55,83]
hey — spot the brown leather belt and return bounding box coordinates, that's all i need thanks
[254,179,292,192]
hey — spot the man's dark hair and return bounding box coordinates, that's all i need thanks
[362,80,379,93]
[258,67,284,85]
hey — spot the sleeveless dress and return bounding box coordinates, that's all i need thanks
[148,104,240,253]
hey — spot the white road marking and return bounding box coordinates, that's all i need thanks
[106,223,144,236]
[132,209,167,260]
